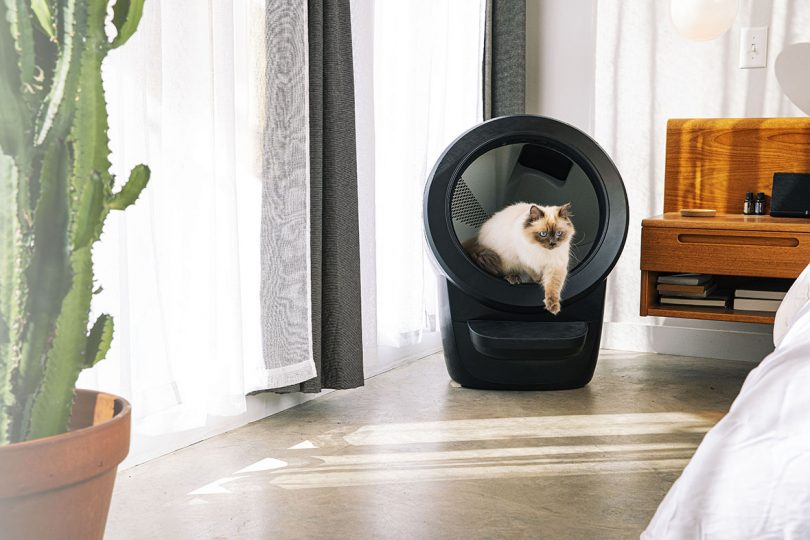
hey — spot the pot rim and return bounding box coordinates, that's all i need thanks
[0,389,131,498]
[1,389,131,450]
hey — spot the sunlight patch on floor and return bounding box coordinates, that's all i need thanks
[183,412,720,496]
[267,456,692,489]
[235,457,288,474]
[288,440,317,449]
[310,441,697,467]
[187,476,244,496]
[183,414,716,496]
[342,412,721,446]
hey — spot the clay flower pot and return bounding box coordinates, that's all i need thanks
[0,390,131,540]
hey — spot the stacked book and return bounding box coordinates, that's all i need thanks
[657,274,728,307]
[732,285,788,312]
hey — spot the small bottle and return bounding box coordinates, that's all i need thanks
[754,192,766,215]
[743,192,754,215]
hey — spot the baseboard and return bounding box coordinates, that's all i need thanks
[601,320,775,363]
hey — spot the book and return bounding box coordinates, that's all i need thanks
[734,288,788,300]
[657,273,713,286]
[659,287,717,298]
[733,297,782,312]
[657,283,715,296]
[659,295,727,308]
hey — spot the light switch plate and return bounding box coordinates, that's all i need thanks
[740,27,768,69]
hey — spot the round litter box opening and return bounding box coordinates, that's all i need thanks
[424,115,628,309]
[451,142,603,273]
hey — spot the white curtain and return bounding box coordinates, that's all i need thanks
[373,0,486,348]
[78,0,267,435]
[594,0,809,349]
[76,0,488,457]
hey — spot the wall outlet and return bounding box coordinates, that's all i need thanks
[739,27,768,69]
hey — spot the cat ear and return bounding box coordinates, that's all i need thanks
[558,203,572,219]
[529,205,544,222]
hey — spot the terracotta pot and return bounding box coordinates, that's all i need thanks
[0,389,131,540]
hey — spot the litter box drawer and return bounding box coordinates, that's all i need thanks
[641,226,810,278]
[467,320,588,360]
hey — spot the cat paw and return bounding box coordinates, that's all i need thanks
[544,296,561,315]
[504,274,522,285]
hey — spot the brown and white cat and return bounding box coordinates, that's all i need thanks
[464,202,574,315]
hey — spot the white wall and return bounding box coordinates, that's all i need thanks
[526,0,597,133]
[525,0,810,363]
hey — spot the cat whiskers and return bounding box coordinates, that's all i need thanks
[567,238,587,265]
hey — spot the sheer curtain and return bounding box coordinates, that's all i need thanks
[373,0,486,349]
[75,0,488,462]
[594,1,808,355]
[78,0,266,438]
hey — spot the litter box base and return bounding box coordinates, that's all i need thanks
[438,278,606,390]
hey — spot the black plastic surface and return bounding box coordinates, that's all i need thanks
[423,115,628,390]
[439,278,606,390]
[517,143,573,181]
[424,115,629,310]
[467,320,588,359]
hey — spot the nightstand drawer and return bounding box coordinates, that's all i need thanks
[641,227,810,278]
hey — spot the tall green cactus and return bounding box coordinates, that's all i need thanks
[0,0,148,444]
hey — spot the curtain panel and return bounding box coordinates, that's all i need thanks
[483,0,526,119]
[372,0,486,349]
[260,1,318,389]
[371,0,525,353]
[79,0,267,435]
[78,0,365,453]
[261,0,364,393]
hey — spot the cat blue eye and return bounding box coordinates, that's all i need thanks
[555,231,563,237]
[538,231,548,237]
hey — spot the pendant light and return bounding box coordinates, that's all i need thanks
[670,0,739,41]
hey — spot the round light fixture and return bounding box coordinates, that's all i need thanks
[670,0,739,41]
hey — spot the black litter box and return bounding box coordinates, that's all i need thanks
[423,115,628,390]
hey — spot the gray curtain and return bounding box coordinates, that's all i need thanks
[270,0,364,394]
[261,1,317,389]
[483,0,526,119]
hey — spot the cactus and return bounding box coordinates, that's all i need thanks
[0,0,148,443]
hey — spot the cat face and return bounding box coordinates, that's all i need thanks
[523,203,574,250]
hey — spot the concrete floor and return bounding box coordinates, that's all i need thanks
[106,350,752,540]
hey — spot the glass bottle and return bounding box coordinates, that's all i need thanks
[754,192,766,215]
[743,192,754,215]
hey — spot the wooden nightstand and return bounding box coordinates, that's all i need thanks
[640,213,810,323]
[640,118,810,324]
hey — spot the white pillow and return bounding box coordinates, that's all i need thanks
[774,262,810,347]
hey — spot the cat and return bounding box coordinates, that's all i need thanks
[464,202,574,315]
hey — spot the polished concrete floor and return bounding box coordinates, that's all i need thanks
[107,350,752,540]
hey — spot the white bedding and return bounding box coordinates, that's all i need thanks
[643,265,810,539]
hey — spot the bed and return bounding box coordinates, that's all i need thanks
[642,263,810,539]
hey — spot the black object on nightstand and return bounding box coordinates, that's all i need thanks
[771,172,810,218]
